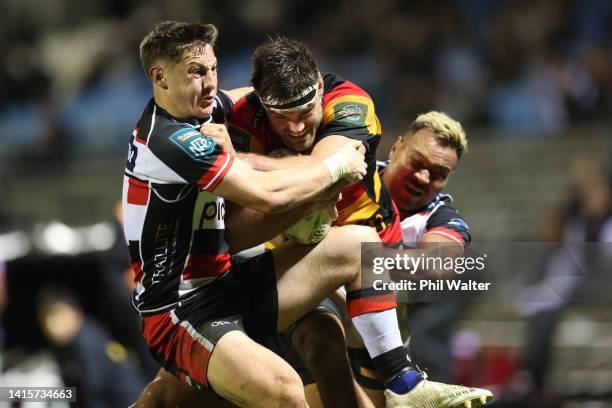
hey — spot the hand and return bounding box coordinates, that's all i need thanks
[335,140,367,184]
[313,190,342,221]
[200,123,235,155]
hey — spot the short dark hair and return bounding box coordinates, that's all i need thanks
[139,21,218,80]
[251,36,319,101]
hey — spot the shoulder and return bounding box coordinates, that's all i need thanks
[228,91,269,153]
[320,73,378,136]
[229,91,264,126]
[424,194,471,243]
[214,90,234,117]
[322,73,372,107]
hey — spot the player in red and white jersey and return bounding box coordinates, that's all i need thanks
[379,114,470,245]
[126,21,464,408]
[349,111,478,406]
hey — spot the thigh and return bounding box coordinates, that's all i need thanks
[207,331,304,407]
[272,225,375,331]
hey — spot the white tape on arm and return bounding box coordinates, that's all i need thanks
[323,153,349,183]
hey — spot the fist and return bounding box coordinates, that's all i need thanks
[200,123,235,155]
[337,141,367,184]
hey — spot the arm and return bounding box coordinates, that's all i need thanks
[212,141,365,214]
[238,135,360,171]
[222,87,254,102]
[224,185,340,253]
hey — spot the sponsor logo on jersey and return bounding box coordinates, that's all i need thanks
[194,193,226,230]
[177,129,200,142]
[170,128,218,162]
[334,101,368,125]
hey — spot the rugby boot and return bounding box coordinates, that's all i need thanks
[385,372,493,408]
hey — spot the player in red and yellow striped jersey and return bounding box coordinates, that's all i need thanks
[228,38,402,408]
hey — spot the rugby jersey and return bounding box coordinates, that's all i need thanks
[122,93,234,315]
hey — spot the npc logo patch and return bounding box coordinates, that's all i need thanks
[169,127,217,161]
[334,101,368,125]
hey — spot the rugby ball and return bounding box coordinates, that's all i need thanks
[284,210,332,244]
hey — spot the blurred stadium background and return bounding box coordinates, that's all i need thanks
[0,0,610,407]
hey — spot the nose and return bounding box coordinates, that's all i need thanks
[414,169,430,186]
[287,121,305,135]
[201,70,216,92]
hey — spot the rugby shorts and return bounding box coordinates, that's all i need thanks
[141,250,277,389]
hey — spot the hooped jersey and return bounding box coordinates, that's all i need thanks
[377,160,471,246]
[122,94,235,315]
[228,73,398,235]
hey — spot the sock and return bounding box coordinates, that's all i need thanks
[347,288,422,392]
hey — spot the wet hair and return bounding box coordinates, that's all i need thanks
[404,111,468,158]
[139,21,218,80]
[251,36,319,102]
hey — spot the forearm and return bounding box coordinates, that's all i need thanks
[253,163,336,212]
[238,152,316,171]
[225,201,320,253]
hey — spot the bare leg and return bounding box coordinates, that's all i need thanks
[292,312,375,408]
[207,331,308,408]
[303,384,323,408]
[272,225,380,331]
[130,367,236,408]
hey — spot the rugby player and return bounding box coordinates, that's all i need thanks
[228,36,402,408]
[124,22,456,408]
[352,111,483,407]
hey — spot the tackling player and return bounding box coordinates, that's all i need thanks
[351,111,481,407]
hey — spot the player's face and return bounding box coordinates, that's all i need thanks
[265,99,323,153]
[385,130,458,213]
[162,45,218,119]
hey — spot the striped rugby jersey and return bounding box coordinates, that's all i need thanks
[228,73,397,235]
[122,93,234,315]
[377,160,471,246]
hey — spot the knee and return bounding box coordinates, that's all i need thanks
[326,225,380,268]
[293,314,347,366]
[259,368,305,408]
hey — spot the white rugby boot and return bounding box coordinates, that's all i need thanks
[385,372,493,408]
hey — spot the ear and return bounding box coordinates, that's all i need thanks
[317,75,324,93]
[389,137,403,161]
[150,66,168,90]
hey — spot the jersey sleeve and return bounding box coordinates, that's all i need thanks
[424,205,471,245]
[318,86,381,153]
[148,123,234,192]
